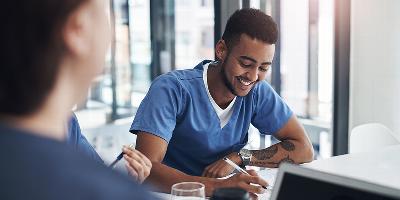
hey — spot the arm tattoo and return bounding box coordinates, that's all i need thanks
[251,145,278,160]
[249,155,295,167]
[278,155,295,164]
[248,140,296,167]
[267,155,295,167]
[280,140,295,151]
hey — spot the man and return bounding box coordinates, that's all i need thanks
[67,113,151,183]
[0,0,154,199]
[130,8,314,196]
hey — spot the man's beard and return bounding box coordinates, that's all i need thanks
[220,60,239,96]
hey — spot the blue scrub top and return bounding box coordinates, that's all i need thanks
[130,60,293,176]
[0,123,154,200]
[67,113,103,164]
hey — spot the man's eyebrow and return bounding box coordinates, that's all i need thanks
[239,56,257,63]
[261,61,272,65]
[239,56,272,65]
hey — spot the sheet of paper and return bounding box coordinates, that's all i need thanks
[216,168,277,199]
[257,168,278,188]
[218,168,278,187]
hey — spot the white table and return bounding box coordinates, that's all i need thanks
[304,144,400,190]
[154,145,400,199]
[153,190,272,200]
[152,169,277,200]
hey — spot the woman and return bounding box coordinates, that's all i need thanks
[0,0,153,199]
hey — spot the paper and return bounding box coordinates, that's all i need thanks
[218,168,278,187]
[215,168,278,200]
[257,168,278,188]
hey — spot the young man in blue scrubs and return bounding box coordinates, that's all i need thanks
[130,8,314,196]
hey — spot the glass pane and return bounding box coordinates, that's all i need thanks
[251,0,273,82]
[109,0,135,118]
[85,0,133,116]
[84,0,152,119]
[317,0,333,123]
[128,0,151,109]
[175,0,214,69]
[115,1,131,108]
[129,0,151,94]
[280,0,334,158]
[280,0,309,117]
[250,0,261,8]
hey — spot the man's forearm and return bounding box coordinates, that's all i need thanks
[248,139,313,168]
[145,162,221,196]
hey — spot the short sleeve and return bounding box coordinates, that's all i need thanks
[129,74,184,143]
[67,113,103,164]
[251,81,293,135]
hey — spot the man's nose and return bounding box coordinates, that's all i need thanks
[246,68,259,82]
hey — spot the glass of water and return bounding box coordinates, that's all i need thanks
[171,182,205,200]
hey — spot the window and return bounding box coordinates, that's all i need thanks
[249,0,334,158]
[175,0,214,69]
[83,0,152,120]
[129,0,152,94]
[279,0,334,158]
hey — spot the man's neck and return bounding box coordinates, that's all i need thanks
[207,63,236,109]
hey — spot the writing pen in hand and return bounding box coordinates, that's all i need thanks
[109,144,134,168]
[223,157,269,190]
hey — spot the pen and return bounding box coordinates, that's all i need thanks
[109,144,134,168]
[223,157,268,190]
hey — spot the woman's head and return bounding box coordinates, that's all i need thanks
[0,0,110,116]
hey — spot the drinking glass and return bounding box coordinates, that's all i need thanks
[170,182,205,200]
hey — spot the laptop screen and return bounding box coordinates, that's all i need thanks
[270,164,400,200]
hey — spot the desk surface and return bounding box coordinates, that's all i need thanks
[304,144,400,190]
[153,145,400,199]
[153,190,272,200]
[152,169,277,200]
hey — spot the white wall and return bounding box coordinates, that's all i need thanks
[350,0,400,139]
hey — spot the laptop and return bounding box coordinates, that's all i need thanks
[269,163,400,200]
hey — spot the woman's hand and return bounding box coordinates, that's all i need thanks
[122,145,152,183]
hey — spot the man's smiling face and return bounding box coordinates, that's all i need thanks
[219,34,275,97]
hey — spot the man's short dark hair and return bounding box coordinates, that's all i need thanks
[0,0,87,116]
[222,8,278,50]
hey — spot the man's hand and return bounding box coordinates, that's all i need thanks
[220,169,268,196]
[123,145,152,183]
[202,152,241,178]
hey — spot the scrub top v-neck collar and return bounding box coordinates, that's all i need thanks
[202,62,237,129]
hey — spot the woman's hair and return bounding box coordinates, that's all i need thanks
[0,0,88,115]
[222,8,278,50]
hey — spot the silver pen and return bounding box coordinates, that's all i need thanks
[223,157,269,189]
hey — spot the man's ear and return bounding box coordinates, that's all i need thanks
[215,39,228,61]
[62,4,91,58]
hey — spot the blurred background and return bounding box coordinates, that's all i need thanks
[75,0,400,165]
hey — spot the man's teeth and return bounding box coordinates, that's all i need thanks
[238,77,252,86]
